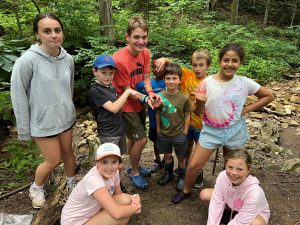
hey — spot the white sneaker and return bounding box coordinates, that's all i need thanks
[29,184,45,209]
[67,180,76,195]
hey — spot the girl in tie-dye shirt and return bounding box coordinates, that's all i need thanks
[171,43,274,205]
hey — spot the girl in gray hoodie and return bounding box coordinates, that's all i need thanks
[10,13,76,209]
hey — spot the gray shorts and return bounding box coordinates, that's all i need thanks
[99,134,127,155]
[157,133,188,158]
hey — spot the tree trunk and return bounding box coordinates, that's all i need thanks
[263,0,271,28]
[30,0,40,13]
[98,0,115,43]
[14,6,23,37]
[290,1,297,27]
[231,0,239,25]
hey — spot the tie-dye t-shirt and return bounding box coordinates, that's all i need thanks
[180,68,206,129]
[196,75,260,128]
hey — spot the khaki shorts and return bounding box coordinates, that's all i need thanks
[122,110,146,140]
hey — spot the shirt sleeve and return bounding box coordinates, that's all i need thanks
[10,56,32,140]
[207,172,226,225]
[245,77,260,95]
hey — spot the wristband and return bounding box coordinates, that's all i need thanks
[147,90,153,95]
[140,95,149,104]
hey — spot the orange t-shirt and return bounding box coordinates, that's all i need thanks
[180,67,207,129]
[112,47,150,112]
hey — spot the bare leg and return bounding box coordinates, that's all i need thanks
[129,137,147,176]
[183,142,214,193]
[59,128,75,177]
[33,137,61,186]
[199,188,214,203]
[251,215,267,225]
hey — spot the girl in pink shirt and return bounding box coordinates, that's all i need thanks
[200,150,270,225]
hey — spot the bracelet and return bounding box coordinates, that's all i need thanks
[140,95,149,104]
[147,89,153,95]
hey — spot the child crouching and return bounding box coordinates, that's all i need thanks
[61,143,141,225]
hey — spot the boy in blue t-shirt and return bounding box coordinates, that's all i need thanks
[136,53,166,173]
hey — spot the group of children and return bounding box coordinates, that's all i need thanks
[11,12,274,225]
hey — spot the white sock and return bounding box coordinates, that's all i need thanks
[31,182,43,189]
[67,176,75,184]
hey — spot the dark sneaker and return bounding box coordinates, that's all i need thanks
[194,170,203,189]
[174,168,179,177]
[171,191,191,204]
[151,159,162,173]
[157,172,174,186]
[176,178,184,192]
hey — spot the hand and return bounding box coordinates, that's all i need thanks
[148,92,162,109]
[194,92,207,103]
[131,194,141,213]
[154,57,169,73]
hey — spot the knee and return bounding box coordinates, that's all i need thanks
[199,189,211,202]
[45,158,61,170]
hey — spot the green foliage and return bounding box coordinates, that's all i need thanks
[0,140,42,182]
[0,91,13,122]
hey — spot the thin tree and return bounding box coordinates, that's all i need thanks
[98,0,115,43]
[263,0,271,28]
[231,0,239,25]
[290,0,298,27]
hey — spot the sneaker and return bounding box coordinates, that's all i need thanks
[176,178,184,192]
[171,191,191,204]
[151,159,162,173]
[194,170,203,189]
[157,172,174,186]
[29,184,46,209]
[67,180,76,195]
[174,168,179,177]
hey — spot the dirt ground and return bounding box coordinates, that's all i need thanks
[1,81,300,224]
[0,126,299,225]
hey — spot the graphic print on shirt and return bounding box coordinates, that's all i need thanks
[130,63,144,78]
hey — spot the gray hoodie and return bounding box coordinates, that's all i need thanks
[11,44,76,140]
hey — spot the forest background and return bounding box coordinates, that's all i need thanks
[0,0,299,195]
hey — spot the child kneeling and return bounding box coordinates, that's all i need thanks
[61,143,141,225]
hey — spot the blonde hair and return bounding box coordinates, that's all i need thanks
[191,49,211,65]
[127,16,148,36]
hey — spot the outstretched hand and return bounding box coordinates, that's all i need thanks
[147,92,162,109]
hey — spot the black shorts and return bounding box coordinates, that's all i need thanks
[148,128,157,142]
[157,133,188,158]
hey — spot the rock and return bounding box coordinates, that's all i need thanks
[281,158,300,173]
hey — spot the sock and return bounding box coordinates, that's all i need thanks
[67,176,75,184]
[32,182,43,189]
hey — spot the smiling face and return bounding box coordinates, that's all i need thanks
[96,155,120,180]
[36,17,64,55]
[218,50,241,81]
[93,67,115,86]
[225,158,250,186]
[165,74,181,94]
[192,58,209,78]
[125,27,148,56]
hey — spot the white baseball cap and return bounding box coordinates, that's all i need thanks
[95,143,121,161]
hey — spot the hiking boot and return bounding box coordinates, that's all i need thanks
[194,170,204,189]
[151,159,163,173]
[176,178,184,191]
[174,168,179,177]
[67,180,76,195]
[29,184,45,209]
[157,172,174,186]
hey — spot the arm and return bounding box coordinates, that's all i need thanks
[155,110,161,134]
[194,93,207,116]
[10,57,32,140]
[102,89,141,113]
[93,187,141,220]
[154,57,172,73]
[183,112,190,135]
[242,86,274,115]
[207,174,226,225]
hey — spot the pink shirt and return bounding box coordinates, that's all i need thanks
[61,166,120,225]
[207,170,270,225]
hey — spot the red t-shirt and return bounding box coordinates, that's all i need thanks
[113,46,150,112]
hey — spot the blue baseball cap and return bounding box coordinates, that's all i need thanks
[93,54,117,69]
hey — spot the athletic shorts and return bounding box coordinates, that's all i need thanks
[157,133,188,158]
[199,117,249,150]
[122,110,146,140]
[187,127,201,142]
[99,134,127,155]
